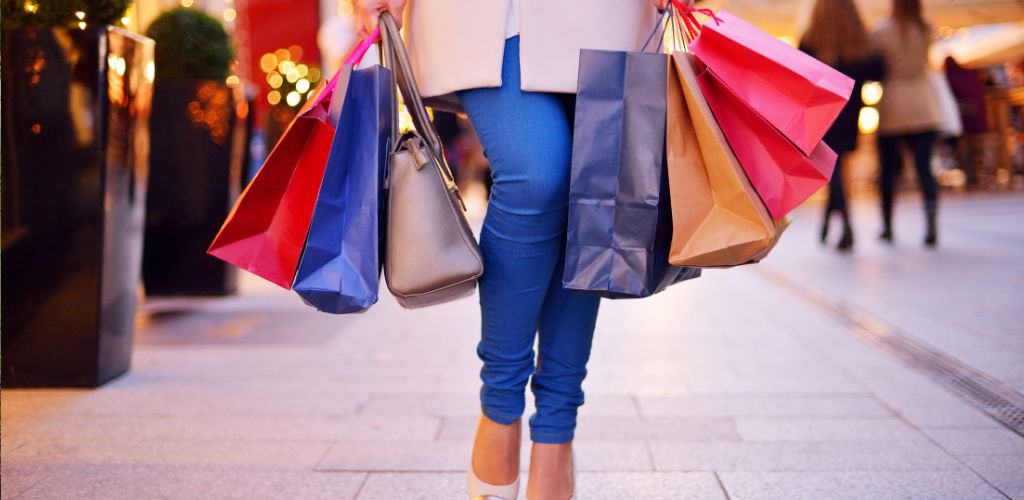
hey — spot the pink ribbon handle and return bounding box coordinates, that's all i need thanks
[303,27,381,115]
[343,26,381,65]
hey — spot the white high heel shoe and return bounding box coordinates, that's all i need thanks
[467,464,521,500]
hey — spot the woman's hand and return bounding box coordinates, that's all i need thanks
[353,0,406,39]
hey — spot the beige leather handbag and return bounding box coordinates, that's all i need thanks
[380,13,484,308]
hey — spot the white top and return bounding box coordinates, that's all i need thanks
[505,0,520,38]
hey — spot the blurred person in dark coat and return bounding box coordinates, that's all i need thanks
[944,56,989,187]
[800,0,885,251]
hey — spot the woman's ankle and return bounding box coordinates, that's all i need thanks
[472,414,521,485]
[527,442,574,499]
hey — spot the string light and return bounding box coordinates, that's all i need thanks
[180,0,193,7]
[23,1,38,14]
[267,72,283,88]
[223,8,236,22]
[78,21,87,29]
[75,11,85,19]
[296,78,310,93]
[285,91,300,107]
[260,53,278,73]
[226,75,240,86]
[267,90,282,105]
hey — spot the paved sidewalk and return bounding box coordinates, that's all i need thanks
[2,194,1023,499]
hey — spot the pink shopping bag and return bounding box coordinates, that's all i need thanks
[697,65,837,220]
[691,11,854,155]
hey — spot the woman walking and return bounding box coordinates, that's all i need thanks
[870,0,942,246]
[354,1,662,498]
[800,0,885,251]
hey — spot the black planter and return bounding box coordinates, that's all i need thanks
[1,27,154,387]
[142,81,247,296]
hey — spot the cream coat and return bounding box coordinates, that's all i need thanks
[403,0,660,101]
[870,19,941,136]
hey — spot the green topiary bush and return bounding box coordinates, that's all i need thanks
[2,0,132,28]
[84,0,132,25]
[145,8,234,81]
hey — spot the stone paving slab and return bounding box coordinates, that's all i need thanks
[4,414,441,442]
[920,428,1024,455]
[6,439,333,471]
[355,472,728,500]
[957,454,1024,499]
[636,394,892,418]
[733,417,926,442]
[649,441,965,472]
[717,470,1007,500]
[10,466,366,500]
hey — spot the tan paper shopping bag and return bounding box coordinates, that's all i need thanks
[666,51,779,267]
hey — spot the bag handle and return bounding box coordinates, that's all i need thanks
[303,28,382,117]
[668,0,722,43]
[344,26,380,65]
[379,12,463,208]
[379,12,445,159]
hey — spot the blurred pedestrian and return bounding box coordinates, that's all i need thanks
[354,1,661,498]
[871,0,942,246]
[944,56,989,187]
[799,0,885,251]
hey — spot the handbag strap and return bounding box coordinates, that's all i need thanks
[379,19,400,154]
[379,12,444,159]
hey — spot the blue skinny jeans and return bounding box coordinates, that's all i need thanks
[458,36,601,444]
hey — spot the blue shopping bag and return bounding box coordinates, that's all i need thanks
[563,49,700,299]
[292,63,394,313]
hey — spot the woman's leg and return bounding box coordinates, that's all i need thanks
[876,135,903,240]
[457,36,578,484]
[906,131,939,245]
[822,153,842,243]
[530,253,600,444]
[832,153,854,250]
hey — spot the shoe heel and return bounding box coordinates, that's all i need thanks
[468,464,520,500]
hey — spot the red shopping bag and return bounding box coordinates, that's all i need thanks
[691,11,854,155]
[209,31,381,288]
[207,81,336,288]
[697,66,837,220]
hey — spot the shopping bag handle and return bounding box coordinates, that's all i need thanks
[344,26,381,65]
[301,28,382,118]
[669,0,721,42]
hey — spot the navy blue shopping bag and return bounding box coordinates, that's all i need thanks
[292,63,394,313]
[563,49,700,299]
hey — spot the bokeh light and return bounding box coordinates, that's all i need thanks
[862,81,883,106]
[858,107,879,134]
